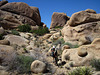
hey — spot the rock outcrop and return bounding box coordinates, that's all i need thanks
[62,9,100,45]
[62,38,100,67]
[85,9,96,14]
[50,12,69,29]
[0,0,8,7]
[0,1,41,29]
[67,10,100,26]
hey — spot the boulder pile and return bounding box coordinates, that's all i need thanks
[0,1,41,29]
[62,9,100,45]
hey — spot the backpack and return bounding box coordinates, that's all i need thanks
[51,48,55,57]
[54,49,57,56]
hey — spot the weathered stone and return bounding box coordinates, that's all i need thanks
[19,32,30,39]
[77,48,88,57]
[50,12,69,29]
[31,25,39,30]
[62,45,70,50]
[5,35,29,46]
[31,60,46,73]
[62,21,100,45]
[0,2,41,29]
[43,34,52,39]
[1,2,33,19]
[62,38,100,66]
[43,24,46,28]
[78,35,91,45]
[50,32,61,40]
[50,31,57,34]
[0,40,10,45]
[0,26,4,35]
[1,2,41,25]
[31,6,41,25]
[91,38,100,45]
[0,0,8,7]
[85,9,96,14]
[67,11,100,26]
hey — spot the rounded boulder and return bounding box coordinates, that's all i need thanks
[31,60,46,73]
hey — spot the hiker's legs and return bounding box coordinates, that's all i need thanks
[53,57,55,63]
[52,56,58,65]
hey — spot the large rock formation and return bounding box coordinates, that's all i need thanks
[0,1,41,29]
[62,38,100,67]
[50,12,69,29]
[67,10,100,26]
[0,0,8,7]
[62,9,100,45]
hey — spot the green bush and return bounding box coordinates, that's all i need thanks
[18,24,31,32]
[9,55,34,74]
[90,59,100,71]
[0,18,3,21]
[68,67,93,75]
[11,29,19,35]
[53,38,65,46]
[63,42,79,48]
[54,26,63,29]
[0,34,3,40]
[30,27,49,36]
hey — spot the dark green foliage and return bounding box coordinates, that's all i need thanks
[68,67,93,75]
[53,38,65,46]
[9,55,34,74]
[30,27,49,36]
[54,26,63,29]
[63,42,79,48]
[18,24,31,32]
[60,31,62,36]
[11,29,19,35]
[90,59,100,71]
[0,18,3,21]
[0,34,3,40]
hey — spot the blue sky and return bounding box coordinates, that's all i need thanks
[8,0,100,28]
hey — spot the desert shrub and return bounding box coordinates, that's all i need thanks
[90,58,100,71]
[73,44,79,48]
[68,67,93,75]
[54,26,63,29]
[8,55,34,74]
[53,38,65,46]
[63,42,79,48]
[0,17,3,21]
[30,27,49,36]
[0,34,3,40]
[18,24,31,32]
[11,29,19,35]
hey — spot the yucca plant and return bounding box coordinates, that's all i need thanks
[90,58,100,71]
[68,67,93,75]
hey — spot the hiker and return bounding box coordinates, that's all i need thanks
[51,46,58,65]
